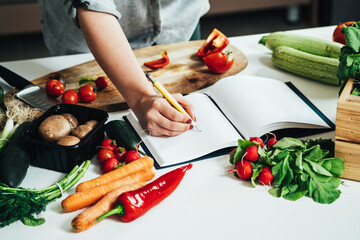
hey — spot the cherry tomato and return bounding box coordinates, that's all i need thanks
[78,84,97,103]
[203,50,234,73]
[101,157,119,173]
[101,138,117,151]
[62,89,79,104]
[97,148,115,164]
[333,21,357,45]
[45,79,64,97]
[95,77,109,90]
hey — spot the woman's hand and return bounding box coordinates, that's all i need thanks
[132,93,195,137]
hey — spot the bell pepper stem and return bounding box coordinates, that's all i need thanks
[96,204,124,222]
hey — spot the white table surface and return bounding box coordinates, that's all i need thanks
[1,26,359,240]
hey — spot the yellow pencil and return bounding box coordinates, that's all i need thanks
[145,73,200,131]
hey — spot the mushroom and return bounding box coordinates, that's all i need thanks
[38,115,72,142]
[57,135,80,146]
[72,124,93,139]
[85,120,99,128]
[61,113,79,130]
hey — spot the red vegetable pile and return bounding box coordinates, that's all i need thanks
[45,76,110,104]
[97,138,142,173]
[228,135,276,185]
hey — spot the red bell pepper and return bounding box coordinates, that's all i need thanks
[96,163,192,223]
[144,50,170,69]
[196,28,229,58]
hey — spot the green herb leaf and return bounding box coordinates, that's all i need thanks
[305,139,334,157]
[351,86,360,96]
[303,161,331,183]
[79,77,96,85]
[308,178,341,204]
[322,157,345,177]
[344,26,360,52]
[300,172,309,182]
[272,153,294,186]
[338,23,360,94]
[250,164,263,187]
[230,139,255,165]
[21,215,45,226]
[0,160,90,228]
[283,179,308,201]
[294,150,303,173]
[304,159,333,177]
[273,137,305,150]
[268,187,282,198]
[303,145,323,162]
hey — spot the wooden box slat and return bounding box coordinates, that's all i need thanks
[335,78,360,181]
[335,140,360,180]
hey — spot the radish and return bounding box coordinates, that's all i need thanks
[101,157,120,173]
[244,145,259,162]
[266,133,277,149]
[249,137,264,148]
[122,150,141,164]
[122,141,142,164]
[100,138,117,151]
[227,160,253,180]
[114,147,127,162]
[257,166,273,185]
[95,76,109,90]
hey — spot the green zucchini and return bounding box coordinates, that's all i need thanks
[0,121,32,187]
[259,31,343,59]
[105,120,142,151]
[271,46,339,86]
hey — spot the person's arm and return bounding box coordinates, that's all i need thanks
[77,7,195,136]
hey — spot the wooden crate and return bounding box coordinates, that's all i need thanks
[335,78,360,181]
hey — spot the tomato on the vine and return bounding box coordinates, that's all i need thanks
[333,21,357,45]
[78,84,97,103]
[62,89,79,104]
[203,50,234,73]
[45,79,64,97]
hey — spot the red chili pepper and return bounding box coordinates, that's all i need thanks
[196,28,229,58]
[96,163,192,223]
[144,50,170,69]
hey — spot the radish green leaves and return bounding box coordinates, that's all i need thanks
[230,137,344,204]
[267,137,344,204]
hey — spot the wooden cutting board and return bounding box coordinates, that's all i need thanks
[32,40,247,112]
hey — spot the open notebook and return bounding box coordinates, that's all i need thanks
[125,75,334,168]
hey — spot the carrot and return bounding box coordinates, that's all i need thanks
[62,168,155,212]
[71,182,145,232]
[76,156,154,192]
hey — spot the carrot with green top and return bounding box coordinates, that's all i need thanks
[76,156,154,192]
[62,168,155,212]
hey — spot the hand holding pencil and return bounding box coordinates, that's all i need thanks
[146,73,200,132]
